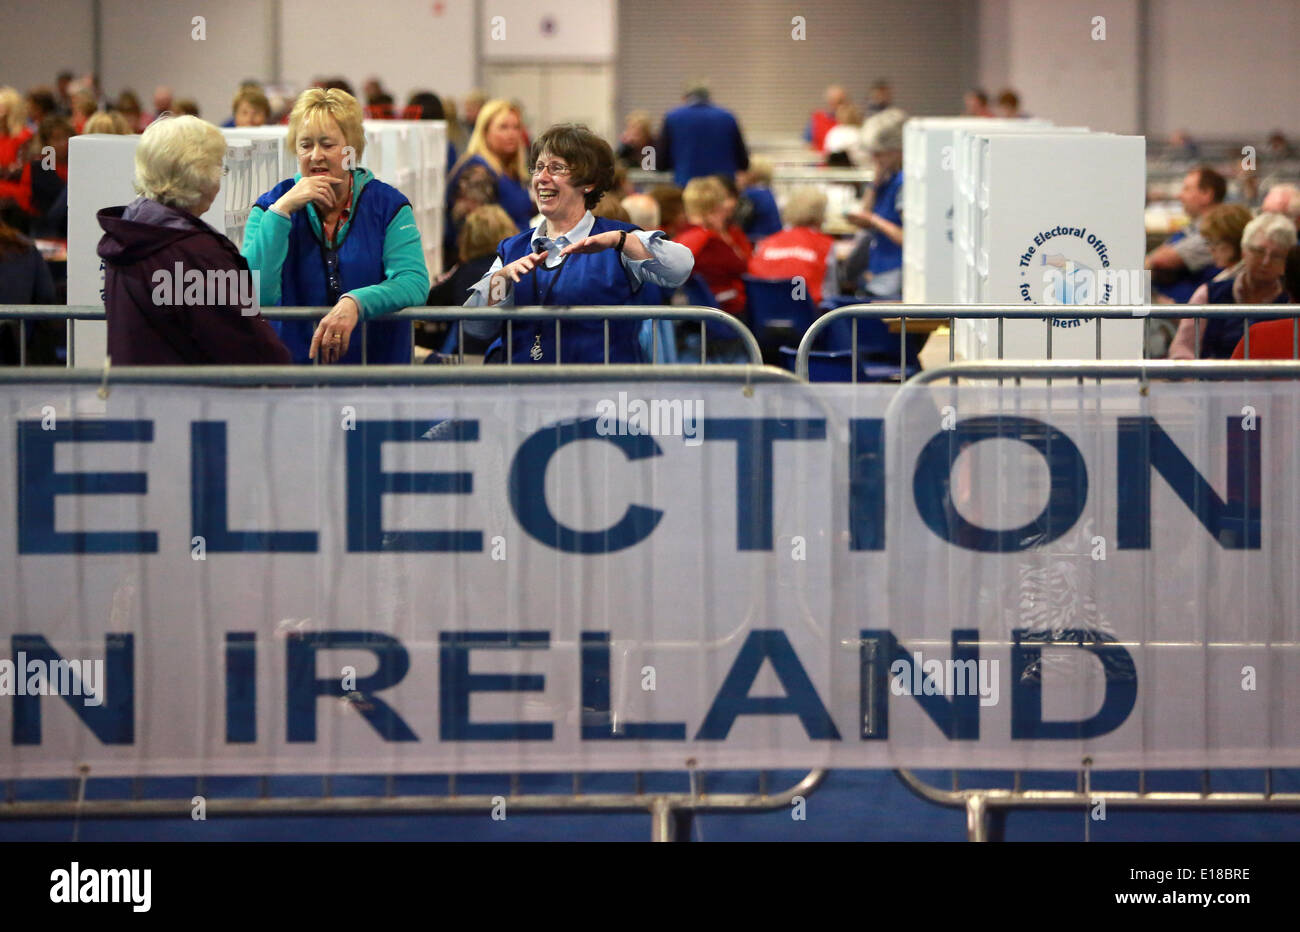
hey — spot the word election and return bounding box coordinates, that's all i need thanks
[12,411,1260,556]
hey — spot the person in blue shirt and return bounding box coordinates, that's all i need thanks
[464,124,693,364]
[1146,167,1226,303]
[243,88,429,364]
[738,156,782,246]
[846,107,906,301]
[659,84,749,188]
[446,100,534,241]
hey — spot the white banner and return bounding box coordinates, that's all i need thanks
[0,380,1296,777]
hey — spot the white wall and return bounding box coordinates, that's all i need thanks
[102,0,273,121]
[1146,0,1300,138]
[280,0,478,109]
[0,0,94,98]
[480,0,616,61]
[999,0,1140,134]
[978,0,1300,138]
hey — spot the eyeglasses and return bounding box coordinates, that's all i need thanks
[1245,244,1288,263]
[530,161,573,177]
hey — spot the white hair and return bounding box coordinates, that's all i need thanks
[1242,211,1299,252]
[783,187,827,227]
[861,107,907,153]
[134,115,226,211]
[1262,183,1300,222]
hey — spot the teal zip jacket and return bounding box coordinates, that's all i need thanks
[243,167,429,363]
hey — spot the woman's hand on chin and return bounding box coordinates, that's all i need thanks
[274,174,344,215]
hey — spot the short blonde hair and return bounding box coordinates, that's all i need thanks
[624,110,653,138]
[84,110,132,135]
[458,204,517,264]
[0,87,26,136]
[622,193,660,230]
[232,87,271,121]
[783,187,827,228]
[747,154,774,186]
[1197,203,1253,263]
[682,176,728,221]
[1242,211,1299,253]
[134,115,227,211]
[287,88,365,162]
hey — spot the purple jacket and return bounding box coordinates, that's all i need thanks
[97,197,290,365]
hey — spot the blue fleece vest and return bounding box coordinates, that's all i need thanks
[1197,276,1289,359]
[255,174,412,364]
[497,216,649,364]
[869,170,903,277]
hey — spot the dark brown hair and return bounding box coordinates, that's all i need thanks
[1193,166,1227,205]
[529,124,615,211]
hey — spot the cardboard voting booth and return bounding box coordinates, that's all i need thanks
[902,117,1052,305]
[952,131,1147,362]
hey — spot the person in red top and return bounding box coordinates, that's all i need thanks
[0,88,35,176]
[1231,244,1299,358]
[0,117,70,219]
[805,85,846,153]
[678,175,750,316]
[748,187,838,304]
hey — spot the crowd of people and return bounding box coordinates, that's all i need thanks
[0,67,1297,367]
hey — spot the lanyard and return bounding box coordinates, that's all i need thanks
[531,241,572,307]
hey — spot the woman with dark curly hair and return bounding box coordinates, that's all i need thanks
[464,123,693,363]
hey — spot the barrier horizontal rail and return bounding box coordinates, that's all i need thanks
[0,362,796,388]
[907,358,1300,385]
[3,770,828,842]
[895,357,1300,840]
[0,305,764,368]
[795,304,1300,382]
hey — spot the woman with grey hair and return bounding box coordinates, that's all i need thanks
[844,107,906,300]
[1184,211,1297,359]
[97,115,289,364]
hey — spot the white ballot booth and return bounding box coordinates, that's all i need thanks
[947,129,1146,362]
[67,121,446,368]
[902,117,1052,306]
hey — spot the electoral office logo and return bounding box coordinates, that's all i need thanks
[1016,224,1116,324]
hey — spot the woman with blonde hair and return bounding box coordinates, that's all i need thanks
[0,87,33,175]
[446,98,533,233]
[243,87,429,364]
[83,110,133,135]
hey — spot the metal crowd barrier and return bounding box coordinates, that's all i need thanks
[0,305,764,368]
[893,359,1300,841]
[0,362,825,842]
[795,304,1300,382]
